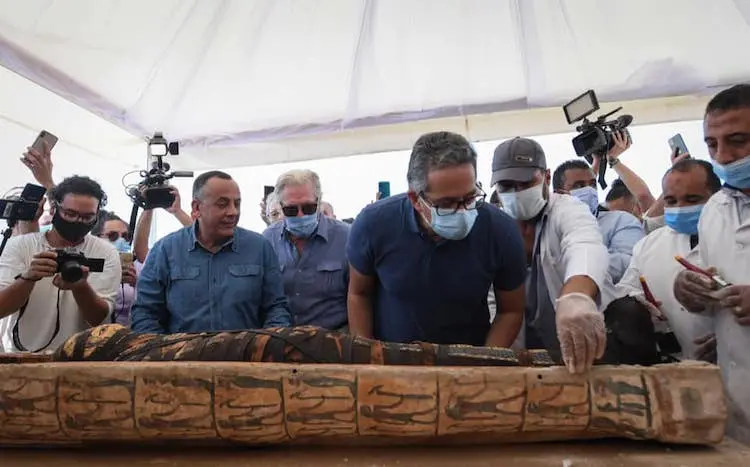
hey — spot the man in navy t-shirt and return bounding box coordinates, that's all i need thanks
[346,131,527,346]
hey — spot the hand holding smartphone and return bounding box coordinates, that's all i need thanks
[22,130,58,175]
[668,133,690,159]
[378,181,391,199]
[119,252,134,266]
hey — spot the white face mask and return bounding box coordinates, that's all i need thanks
[498,183,547,220]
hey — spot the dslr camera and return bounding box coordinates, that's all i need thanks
[127,132,193,210]
[563,90,633,188]
[55,250,105,283]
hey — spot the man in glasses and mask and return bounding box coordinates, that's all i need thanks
[347,131,527,347]
[0,176,121,352]
[263,170,350,330]
[491,137,611,374]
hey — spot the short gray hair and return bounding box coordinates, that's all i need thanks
[274,169,322,203]
[406,131,477,193]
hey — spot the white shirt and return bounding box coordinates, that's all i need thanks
[538,194,614,309]
[0,232,121,353]
[696,188,750,443]
[512,194,613,350]
[617,226,713,359]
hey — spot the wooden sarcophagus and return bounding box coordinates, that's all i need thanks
[0,324,727,447]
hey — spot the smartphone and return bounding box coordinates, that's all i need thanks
[31,130,58,153]
[378,181,391,199]
[119,252,134,266]
[668,134,690,158]
[263,185,275,199]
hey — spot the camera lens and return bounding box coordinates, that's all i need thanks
[60,261,83,283]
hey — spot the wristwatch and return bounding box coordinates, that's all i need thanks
[608,158,621,168]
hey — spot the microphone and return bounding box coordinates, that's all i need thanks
[617,114,633,127]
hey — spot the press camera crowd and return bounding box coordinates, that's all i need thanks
[0,84,749,441]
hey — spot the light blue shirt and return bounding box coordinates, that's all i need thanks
[596,209,645,284]
[262,215,350,329]
[130,223,292,334]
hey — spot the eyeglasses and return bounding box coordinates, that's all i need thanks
[58,208,98,224]
[420,188,486,216]
[281,203,318,217]
[103,231,131,242]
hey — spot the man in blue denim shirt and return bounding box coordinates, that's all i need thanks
[263,169,349,330]
[130,171,292,334]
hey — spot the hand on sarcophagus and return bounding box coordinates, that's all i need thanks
[555,293,606,374]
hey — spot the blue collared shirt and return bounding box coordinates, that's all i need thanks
[347,193,527,345]
[130,223,292,334]
[596,209,645,284]
[263,215,350,329]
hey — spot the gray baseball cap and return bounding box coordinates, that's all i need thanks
[490,137,547,185]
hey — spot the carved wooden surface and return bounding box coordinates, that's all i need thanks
[0,361,725,447]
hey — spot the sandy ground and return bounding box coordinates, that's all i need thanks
[0,440,747,467]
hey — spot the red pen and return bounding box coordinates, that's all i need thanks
[674,256,732,288]
[639,276,659,307]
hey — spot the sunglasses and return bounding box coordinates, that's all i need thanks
[281,203,318,217]
[104,231,131,242]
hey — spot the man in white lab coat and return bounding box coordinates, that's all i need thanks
[673,84,750,443]
[618,159,720,360]
[490,137,610,374]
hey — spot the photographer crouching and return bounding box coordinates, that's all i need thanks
[0,176,121,352]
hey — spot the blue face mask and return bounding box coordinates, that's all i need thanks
[112,237,131,253]
[285,214,319,238]
[664,204,704,235]
[712,154,750,189]
[421,202,479,240]
[569,186,599,215]
[39,224,52,234]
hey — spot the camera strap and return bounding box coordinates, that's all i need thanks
[12,288,62,353]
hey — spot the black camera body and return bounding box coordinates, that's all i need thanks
[572,116,632,160]
[55,249,105,283]
[563,90,634,188]
[127,132,193,210]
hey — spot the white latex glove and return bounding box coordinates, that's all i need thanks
[631,293,666,324]
[555,292,606,374]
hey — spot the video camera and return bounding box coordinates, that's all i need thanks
[563,90,633,189]
[125,132,194,242]
[55,249,105,283]
[0,183,47,257]
[127,132,193,211]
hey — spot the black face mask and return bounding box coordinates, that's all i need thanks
[52,211,95,243]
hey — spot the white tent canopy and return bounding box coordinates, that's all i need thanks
[1,0,749,171]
